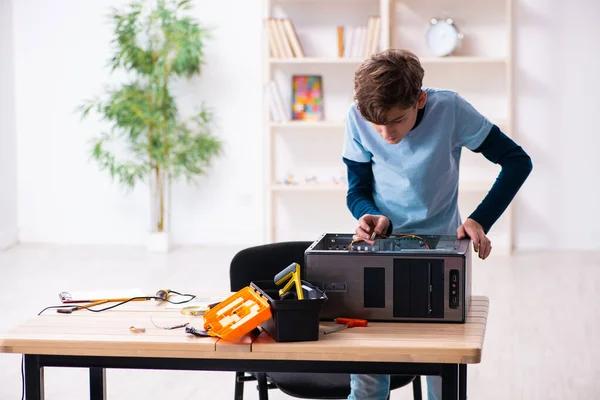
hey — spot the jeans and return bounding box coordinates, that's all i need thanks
[348,374,442,400]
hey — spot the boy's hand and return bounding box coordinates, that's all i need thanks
[355,214,390,245]
[457,218,491,259]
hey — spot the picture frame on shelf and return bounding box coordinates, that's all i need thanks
[291,75,324,122]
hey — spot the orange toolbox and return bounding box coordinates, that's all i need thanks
[203,286,272,341]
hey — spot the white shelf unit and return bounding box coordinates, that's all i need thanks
[262,0,391,243]
[263,0,516,253]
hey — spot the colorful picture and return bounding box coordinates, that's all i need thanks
[291,75,324,121]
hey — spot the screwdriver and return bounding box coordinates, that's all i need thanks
[323,317,368,335]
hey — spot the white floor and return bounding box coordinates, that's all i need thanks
[1,243,599,400]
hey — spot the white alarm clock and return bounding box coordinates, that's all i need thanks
[425,18,464,57]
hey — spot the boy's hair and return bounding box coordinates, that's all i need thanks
[354,49,424,125]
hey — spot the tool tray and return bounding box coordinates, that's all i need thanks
[203,285,272,341]
[250,280,327,342]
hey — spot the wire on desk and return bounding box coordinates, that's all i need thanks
[162,290,195,303]
[24,292,196,398]
[150,316,189,330]
[37,292,197,316]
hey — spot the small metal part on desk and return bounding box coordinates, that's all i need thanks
[323,318,368,335]
[155,289,171,301]
[57,307,78,314]
[323,324,349,335]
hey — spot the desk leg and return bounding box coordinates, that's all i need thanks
[90,368,106,400]
[24,355,45,400]
[459,364,467,400]
[441,364,458,400]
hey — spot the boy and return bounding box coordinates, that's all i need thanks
[342,49,532,400]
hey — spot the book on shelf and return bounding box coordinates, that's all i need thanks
[265,80,288,122]
[266,16,379,60]
[266,18,304,59]
[265,76,325,123]
[339,16,381,59]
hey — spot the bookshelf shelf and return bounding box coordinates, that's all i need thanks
[269,121,345,129]
[273,0,374,3]
[263,0,516,253]
[269,57,365,65]
[419,56,508,64]
[269,56,507,66]
[270,183,347,192]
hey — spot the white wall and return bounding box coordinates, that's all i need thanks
[14,0,264,247]
[514,0,600,250]
[0,0,17,250]
[10,0,600,250]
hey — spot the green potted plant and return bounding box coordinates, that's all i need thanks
[79,0,222,252]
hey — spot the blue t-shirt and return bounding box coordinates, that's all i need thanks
[342,88,493,235]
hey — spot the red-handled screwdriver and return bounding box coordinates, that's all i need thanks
[323,317,368,335]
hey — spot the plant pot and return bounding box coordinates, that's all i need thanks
[147,231,171,252]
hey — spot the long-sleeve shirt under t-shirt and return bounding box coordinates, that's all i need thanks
[342,88,533,235]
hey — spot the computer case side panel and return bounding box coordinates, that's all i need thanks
[464,243,473,320]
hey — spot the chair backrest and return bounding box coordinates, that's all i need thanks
[229,241,313,292]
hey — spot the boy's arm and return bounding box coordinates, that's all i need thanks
[343,157,394,236]
[342,103,394,236]
[468,125,533,233]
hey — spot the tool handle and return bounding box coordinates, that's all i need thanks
[274,263,299,284]
[335,317,368,327]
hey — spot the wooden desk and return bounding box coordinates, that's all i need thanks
[0,295,489,400]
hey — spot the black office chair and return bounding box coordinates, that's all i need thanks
[229,241,422,400]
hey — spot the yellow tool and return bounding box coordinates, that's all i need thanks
[274,262,304,300]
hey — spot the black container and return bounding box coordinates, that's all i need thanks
[250,280,328,342]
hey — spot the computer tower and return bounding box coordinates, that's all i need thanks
[303,233,472,323]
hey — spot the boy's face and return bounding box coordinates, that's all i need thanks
[370,91,427,145]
